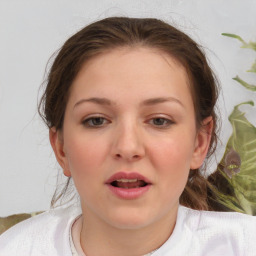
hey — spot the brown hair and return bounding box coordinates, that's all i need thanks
[39,17,219,210]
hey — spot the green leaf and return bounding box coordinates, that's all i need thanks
[222,33,246,44]
[208,101,256,215]
[233,76,256,91]
[222,33,256,51]
[247,60,256,73]
[242,41,256,51]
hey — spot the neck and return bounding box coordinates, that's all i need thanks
[79,205,178,256]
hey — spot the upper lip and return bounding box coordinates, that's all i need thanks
[105,172,152,184]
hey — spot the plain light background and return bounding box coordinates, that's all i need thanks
[0,0,255,216]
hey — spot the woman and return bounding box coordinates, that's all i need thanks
[0,17,255,256]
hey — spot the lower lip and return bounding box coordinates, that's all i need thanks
[106,184,151,200]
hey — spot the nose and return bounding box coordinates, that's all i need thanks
[111,122,145,162]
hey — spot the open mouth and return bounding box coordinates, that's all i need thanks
[110,179,148,189]
[106,172,151,199]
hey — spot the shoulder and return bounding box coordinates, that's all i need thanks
[180,205,256,232]
[155,206,256,256]
[181,206,256,254]
[0,205,81,256]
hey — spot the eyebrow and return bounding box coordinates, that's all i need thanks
[141,97,184,107]
[73,97,112,109]
[73,96,184,109]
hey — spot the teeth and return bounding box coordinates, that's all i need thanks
[116,178,138,182]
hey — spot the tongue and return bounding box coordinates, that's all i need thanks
[116,180,146,189]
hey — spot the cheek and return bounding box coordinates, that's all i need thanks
[63,136,109,203]
[64,135,108,177]
[149,134,195,186]
[151,136,194,167]
[150,138,193,205]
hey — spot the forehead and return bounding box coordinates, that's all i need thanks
[68,47,193,107]
[78,46,188,80]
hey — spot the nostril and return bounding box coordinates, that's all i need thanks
[115,154,140,159]
[114,153,142,160]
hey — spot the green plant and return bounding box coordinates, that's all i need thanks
[222,33,256,91]
[208,101,256,215]
[208,34,256,215]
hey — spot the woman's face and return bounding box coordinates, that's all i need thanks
[51,47,211,230]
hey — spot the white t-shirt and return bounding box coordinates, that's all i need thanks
[0,205,255,256]
[69,215,156,256]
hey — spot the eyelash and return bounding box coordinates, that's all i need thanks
[81,116,174,128]
[148,117,174,128]
[82,116,110,128]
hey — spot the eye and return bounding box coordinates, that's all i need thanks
[149,117,174,128]
[82,117,109,128]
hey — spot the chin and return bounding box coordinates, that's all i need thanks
[104,208,157,230]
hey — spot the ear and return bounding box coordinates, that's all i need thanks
[190,116,213,170]
[49,127,71,177]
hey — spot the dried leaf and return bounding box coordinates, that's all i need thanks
[0,212,43,234]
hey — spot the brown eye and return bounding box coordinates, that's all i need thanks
[153,118,166,125]
[82,117,109,127]
[152,118,173,126]
[147,117,174,129]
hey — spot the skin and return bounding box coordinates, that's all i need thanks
[50,47,212,256]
